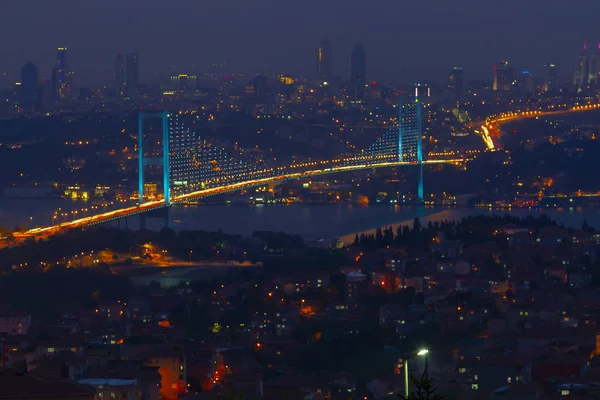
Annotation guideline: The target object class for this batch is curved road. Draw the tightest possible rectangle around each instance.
[476,102,600,150]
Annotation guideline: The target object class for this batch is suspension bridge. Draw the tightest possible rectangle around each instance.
[17,98,464,239]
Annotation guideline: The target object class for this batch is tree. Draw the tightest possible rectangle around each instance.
[413,218,422,233]
[400,364,445,400]
[376,227,384,244]
[354,234,360,246]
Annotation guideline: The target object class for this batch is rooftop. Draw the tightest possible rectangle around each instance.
[0,370,95,398]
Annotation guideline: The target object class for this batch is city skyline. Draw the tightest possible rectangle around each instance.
[1,0,600,85]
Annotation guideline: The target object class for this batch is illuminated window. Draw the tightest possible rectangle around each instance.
[471,384,478,390]
[561,389,570,395]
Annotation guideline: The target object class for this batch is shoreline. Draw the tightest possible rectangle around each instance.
[335,207,600,246]
[336,209,459,246]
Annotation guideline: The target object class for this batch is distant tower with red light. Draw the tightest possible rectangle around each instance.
[574,40,589,91]
[493,61,515,91]
[588,42,600,86]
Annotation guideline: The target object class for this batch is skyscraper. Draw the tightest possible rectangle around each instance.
[20,62,38,114]
[493,61,515,91]
[125,53,139,97]
[544,62,557,92]
[316,40,333,82]
[114,54,125,96]
[52,47,71,101]
[519,70,535,95]
[574,41,589,90]
[448,66,463,98]
[588,43,599,86]
[350,43,366,100]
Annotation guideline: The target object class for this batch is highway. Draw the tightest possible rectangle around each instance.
[14,158,464,240]
[476,102,600,150]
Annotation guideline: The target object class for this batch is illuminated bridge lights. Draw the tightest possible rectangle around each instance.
[18,158,465,238]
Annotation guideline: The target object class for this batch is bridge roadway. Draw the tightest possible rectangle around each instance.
[15,159,464,240]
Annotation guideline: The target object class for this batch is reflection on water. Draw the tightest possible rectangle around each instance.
[0,197,599,242]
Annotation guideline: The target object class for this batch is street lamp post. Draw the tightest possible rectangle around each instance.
[404,348,429,399]
[189,250,193,263]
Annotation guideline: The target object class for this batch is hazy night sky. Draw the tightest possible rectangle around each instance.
[0,0,598,85]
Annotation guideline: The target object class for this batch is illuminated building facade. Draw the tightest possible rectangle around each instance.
[52,47,72,101]
[493,61,515,91]
[544,62,557,92]
[147,353,186,400]
[316,40,333,82]
[169,115,199,196]
[414,83,431,99]
[278,75,294,85]
[350,43,366,100]
[246,75,268,101]
[399,97,424,202]
[170,74,197,91]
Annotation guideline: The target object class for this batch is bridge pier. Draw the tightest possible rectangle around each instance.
[139,206,171,231]
[418,161,424,203]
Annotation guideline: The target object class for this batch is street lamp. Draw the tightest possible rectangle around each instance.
[403,348,430,399]
[189,250,193,263]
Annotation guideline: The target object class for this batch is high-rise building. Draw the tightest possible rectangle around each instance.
[448,66,463,98]
[574,41,589,90]
[350,43,366,100]
[519,70,535,95]
[246,75,268,101]
[544,62,557,92]
[588,43,600,85]
[52,47,71,101]
[414,83,431,99]
[170,74,197,91]
[316,40,333,82]
[125,53,139,97]
[493,61,515,91]
[20,62,38,114]
[114,54,125,96]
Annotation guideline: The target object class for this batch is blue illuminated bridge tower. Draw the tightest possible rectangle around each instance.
[398,97,424,202]
[138,111,170,204]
